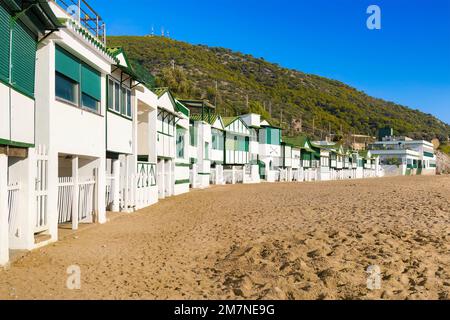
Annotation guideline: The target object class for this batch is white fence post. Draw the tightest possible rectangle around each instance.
[96,159,106,224]
[72,156,79,230]
[112,159,120,212]
[0,154,9,265]
[232,166,236,184]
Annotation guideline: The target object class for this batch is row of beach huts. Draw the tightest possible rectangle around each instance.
[0,0,437,266]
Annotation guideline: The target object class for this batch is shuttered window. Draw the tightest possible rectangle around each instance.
[0,5,37,97]
[0,4,10,82]
[55,45,101,113]
[11,20,37,97]
[81,63,101,101]
[55,46,80,82]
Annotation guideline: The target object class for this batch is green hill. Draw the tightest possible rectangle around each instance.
[108,35,450,141]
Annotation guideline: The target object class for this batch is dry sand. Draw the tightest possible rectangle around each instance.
[0,175,449,300]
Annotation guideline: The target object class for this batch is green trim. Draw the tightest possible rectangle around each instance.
[190,157,197,164]
[157,131,174,137]
[175,163,190,167]
[198,172,210,175]
[423,151,434,158]
[0,138,34,148]
[175,179,190,185]
[107,108,132,121]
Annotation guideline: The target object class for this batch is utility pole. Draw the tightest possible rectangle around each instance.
[246,94,249,111]
[269,102,272,117]
[170,59,175,70]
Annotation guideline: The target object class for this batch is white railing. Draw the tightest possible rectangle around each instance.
[123,173,157,211]
[105,175,114,210]
[7,183,20,233]
[78,178,95,221]
[57,177,74,224]
[35,145,49,233]
[57,176,95,224]
[54,0,107,43]
[223,169,233,184]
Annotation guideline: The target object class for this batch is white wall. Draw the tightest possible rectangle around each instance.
[107,112,133,154]
[0,83,10,141]
[10,90,34,145]
[0,84,34,145]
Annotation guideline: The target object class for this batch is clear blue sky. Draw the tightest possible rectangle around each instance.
[91,0,450,124]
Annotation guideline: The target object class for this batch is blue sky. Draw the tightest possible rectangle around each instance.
[91,0,450,124]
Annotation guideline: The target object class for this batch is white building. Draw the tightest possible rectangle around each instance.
[179,99,217,189]
[151,88,190,198]
[369,136,436,176]
[33,0,119,246]
[0,0,63,266]
[257,120,283,182]
[106,48,160,211]
[221,116,259,184]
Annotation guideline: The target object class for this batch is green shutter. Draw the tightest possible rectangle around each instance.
[266,128,271,145]
[81,63,101,101]
[11,20,36,97]
[55,46,80,82]
[0,4,10,82]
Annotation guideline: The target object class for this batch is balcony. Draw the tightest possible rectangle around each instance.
[53,0,106,43]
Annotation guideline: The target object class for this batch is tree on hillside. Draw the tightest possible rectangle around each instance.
[155,67,193,97]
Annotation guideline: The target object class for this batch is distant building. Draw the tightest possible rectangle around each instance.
[369,134,436,176]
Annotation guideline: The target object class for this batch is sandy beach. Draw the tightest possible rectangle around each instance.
[0,175,449,300]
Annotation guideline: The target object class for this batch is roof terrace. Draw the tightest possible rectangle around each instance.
[52,0,106,43]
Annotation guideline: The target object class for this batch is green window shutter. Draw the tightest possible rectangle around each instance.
[81,63,101,101]
[266,128,271,145]
[55,46,80,82]
[245,136,250,152]
[11,20,36,97]
[0,4,10,82]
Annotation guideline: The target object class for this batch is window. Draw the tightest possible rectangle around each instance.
[190,124,197,146]
[0,5,37,97]
[82,93,99,111]
[244,137,250,152]
[114,82,120,112]
[176,127,185,159]
[212,129,224,150]
[126,89,132,117]
[108,79,114,109]
[55,46,101,113]
[121,87,126,114]
[108,77,132,118]
[55,72,78,104]
[265,128,280,145]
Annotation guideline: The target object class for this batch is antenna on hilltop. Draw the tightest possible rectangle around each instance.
[151,25,154,36]
[167,30,170,38]
[161,26,165,37]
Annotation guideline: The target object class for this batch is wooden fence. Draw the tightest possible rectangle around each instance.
[7,183,20,233]
[57,176,96,225]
